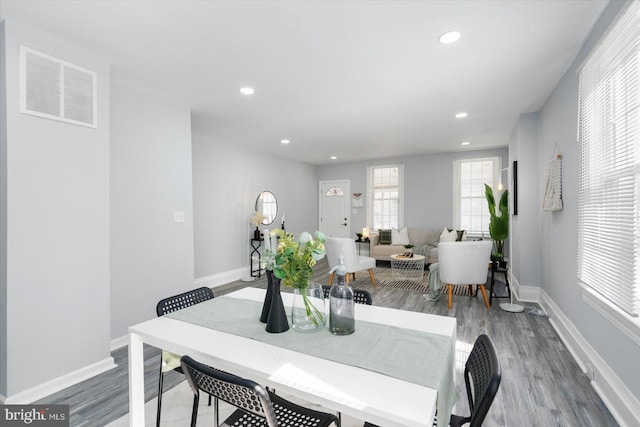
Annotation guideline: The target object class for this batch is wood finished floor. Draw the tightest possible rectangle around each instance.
[36,258,618,426]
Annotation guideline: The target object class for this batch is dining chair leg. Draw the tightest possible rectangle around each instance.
[448,284,453,309]
[478,284,491,308]
[156,365,164,427]
[214,395,219,426]
[189,394,199,427]
[368,269,377,288]
[328,271,335,286]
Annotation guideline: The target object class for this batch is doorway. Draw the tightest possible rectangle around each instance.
[319,180,350,238]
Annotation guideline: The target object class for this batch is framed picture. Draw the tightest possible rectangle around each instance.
[513,161,518,215]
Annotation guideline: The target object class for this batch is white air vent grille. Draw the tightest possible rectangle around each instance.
[20,46,97,128]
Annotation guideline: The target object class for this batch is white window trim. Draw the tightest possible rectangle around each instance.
[366,164,404,230]
[452,156,501,235]
[581,284,640,347]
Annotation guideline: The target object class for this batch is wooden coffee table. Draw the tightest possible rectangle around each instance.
[390,253,426,282]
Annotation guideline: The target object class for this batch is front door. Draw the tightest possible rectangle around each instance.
[319,180,350,238]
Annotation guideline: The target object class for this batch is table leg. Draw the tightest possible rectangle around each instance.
[490,269,496,306]
[503,271,510,300]
[128,332,145,427]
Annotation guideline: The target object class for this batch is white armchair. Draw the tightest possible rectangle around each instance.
[438,241,492,310]
[324,236,377,288]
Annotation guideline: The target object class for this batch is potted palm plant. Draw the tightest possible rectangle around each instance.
[484,184,509,269]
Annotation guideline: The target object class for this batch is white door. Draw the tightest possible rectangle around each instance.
[319,180,350,238]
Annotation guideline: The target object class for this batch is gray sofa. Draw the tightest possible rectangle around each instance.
[368,228,441,263]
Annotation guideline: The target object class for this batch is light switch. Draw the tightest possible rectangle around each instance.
[174,211,185,223]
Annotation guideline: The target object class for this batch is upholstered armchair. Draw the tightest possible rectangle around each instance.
[324,236,377,288]
[438,241,492,309]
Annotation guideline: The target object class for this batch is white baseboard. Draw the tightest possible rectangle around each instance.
[110,335,129,351]
[195,267,246,289]
[508,273,540,303]
[539,290,640,427]
[3,357,117,404]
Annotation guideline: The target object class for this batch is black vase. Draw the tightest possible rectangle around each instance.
[265,272,289,333]
[260,270,275,323]
[253,227,261,240]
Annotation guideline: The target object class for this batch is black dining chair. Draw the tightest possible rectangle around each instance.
[449,334,501,426]
[363,334,501,427]
[322,284,373,305]
[155,286,215,427]
[180,355,340,427]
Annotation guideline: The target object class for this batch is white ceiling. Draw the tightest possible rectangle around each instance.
[1,0,608,165]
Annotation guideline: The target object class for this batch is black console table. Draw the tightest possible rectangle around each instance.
[489,266,510,306]
[355,238,370,255]
[250,238,264,278]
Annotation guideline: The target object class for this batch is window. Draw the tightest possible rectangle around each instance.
[326,187,344,196]
[577,1,640,320]
[453,157,501,234]
[367,165,404,230]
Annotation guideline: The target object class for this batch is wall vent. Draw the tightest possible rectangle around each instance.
[19,45,97,128]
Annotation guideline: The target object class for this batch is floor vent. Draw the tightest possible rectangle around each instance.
[19,45,97,128]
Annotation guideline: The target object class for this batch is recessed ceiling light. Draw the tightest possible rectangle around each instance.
[330,156,337,160]
[455,112,468,119]
[281,139,290,144]
[438,31,462,44]
[461,141,471,146]
[239,87,255,95]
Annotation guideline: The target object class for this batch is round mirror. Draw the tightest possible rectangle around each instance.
[256,191,277,225]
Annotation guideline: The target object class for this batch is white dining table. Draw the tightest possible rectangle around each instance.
[128,287,457,427]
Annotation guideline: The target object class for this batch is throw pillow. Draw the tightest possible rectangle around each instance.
[391,227,410,245]
[440,227,457,242]
[444,227,468,241]
[379,229,392,245]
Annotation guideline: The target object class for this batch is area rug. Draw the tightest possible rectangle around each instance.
[348,267,472,296]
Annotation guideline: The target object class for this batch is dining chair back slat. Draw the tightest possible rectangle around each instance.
[322,285,373,305]
[181,355,339,427]
[155,286,215,427]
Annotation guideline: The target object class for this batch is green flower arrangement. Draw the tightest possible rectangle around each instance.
[273,229,326,326]
[273,230,326,288]
[484,184,509,261]
[261,229,278,271]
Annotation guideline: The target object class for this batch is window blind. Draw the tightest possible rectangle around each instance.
[577,1,640,317]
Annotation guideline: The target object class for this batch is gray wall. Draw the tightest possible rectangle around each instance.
[509,113,542,288]
[109,78,195,340]
[316,148,509,236]
[536,0,640,405]
[1,20,111,397]
[0,21,8,397]
[192,134,318,280]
